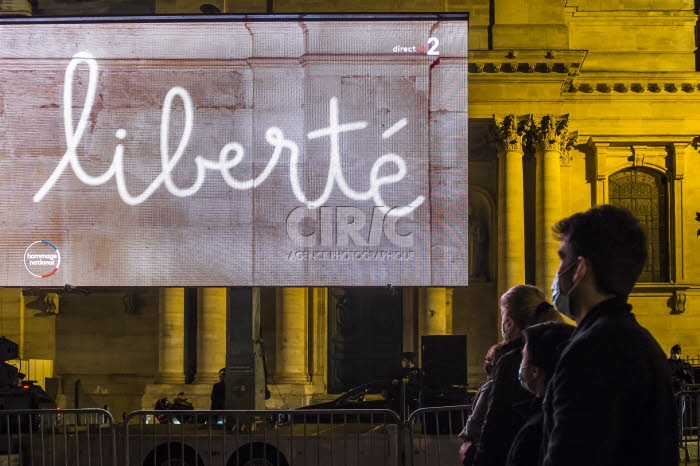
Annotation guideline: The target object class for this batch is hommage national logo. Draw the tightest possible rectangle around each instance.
[24,240,61,278]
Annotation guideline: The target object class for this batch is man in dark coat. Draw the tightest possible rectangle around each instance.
[210,367,226,410]
[668,344,694,395]
[542,205,678,466]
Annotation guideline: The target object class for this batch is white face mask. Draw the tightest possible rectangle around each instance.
[552,261,577,319]
[551,274,571,319]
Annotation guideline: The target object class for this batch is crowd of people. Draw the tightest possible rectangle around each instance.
[458,204,681,466]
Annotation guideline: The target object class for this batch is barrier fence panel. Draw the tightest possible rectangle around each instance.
[679,385,700,465]
[0,408,116,466]
[123,409,401,466]
[406,405,470,466]
[0,406,479,466]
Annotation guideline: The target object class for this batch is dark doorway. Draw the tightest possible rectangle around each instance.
[327,287,403,393]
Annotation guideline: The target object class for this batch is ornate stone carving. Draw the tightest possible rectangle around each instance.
[503,62,517,73]
[468,50,585,75]
[692,136,700,152]
[534,115,571,153]
[664,83,679,93]
[491,114,532,152]
[562,81,699,95]
[562,79,577,93]
[560,132,579,167]
[631,148,645,167]
[669,290,687,315]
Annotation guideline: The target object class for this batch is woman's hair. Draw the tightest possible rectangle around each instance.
[500,284,564,331]
[484,341,508,377]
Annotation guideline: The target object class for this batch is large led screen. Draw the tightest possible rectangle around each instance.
[0,14,469,287]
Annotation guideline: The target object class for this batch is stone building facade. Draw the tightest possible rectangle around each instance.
[0,0,698,416]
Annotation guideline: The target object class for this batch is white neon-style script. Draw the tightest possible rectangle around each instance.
[33,52,425,217]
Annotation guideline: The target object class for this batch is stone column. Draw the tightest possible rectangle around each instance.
[274,288,310,383]
[157,288,185,383]
[493,115,529,297]
[418,288,453,336]
[196,288,227,384]
[534,115,575,296]
[671,143,688,282]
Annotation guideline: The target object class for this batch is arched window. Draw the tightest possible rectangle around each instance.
[608,168,669,283]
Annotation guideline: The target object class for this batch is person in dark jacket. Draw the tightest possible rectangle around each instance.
[471,285,565,466]
[505,322,574,466]
[541,204,678,466]
[210,367,226,410]
[458,342,506,465]
[668,344,694,395]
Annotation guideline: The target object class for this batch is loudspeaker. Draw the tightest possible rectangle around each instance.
[421,335,467,387]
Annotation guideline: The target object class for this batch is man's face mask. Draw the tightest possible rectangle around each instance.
[552,260,578,319]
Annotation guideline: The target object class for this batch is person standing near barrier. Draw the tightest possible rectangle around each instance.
[668,344,694,395]
[471,285,564,466]
[541,205,678,466]
[505,322,574,466]
[391,351,422,413]
[211,367,226,410]
[668,344,694,430]
[458,342,506,465]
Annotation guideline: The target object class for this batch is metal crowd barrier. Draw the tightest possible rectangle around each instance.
[679,385,700,465]
[123,408,401,466]
[0,408,116,466]
[407,405,470,466]
[0,406,475,466]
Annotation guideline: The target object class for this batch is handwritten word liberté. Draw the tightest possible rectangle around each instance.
[32,52,425,218]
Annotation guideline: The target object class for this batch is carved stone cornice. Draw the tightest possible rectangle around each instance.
[563,78,700,95]
[469,50,587,76]
[491,114,533,152]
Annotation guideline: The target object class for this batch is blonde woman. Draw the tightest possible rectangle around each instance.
[471,285,564,466]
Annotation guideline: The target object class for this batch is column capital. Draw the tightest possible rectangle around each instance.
[491,114,532,152]
[533,115,574,151]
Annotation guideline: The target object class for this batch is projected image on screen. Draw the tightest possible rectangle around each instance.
[0,15,469,287]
